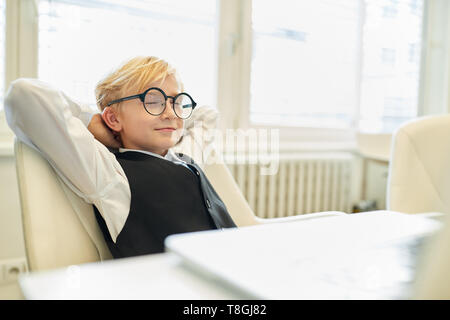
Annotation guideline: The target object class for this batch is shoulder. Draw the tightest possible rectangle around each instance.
[175,152,196,165]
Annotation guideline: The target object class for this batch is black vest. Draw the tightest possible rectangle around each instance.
[94,151,236,259]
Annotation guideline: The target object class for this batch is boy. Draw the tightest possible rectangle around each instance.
[5,56,236,259]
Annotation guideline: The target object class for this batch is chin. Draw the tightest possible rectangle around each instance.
[158,139,177,150]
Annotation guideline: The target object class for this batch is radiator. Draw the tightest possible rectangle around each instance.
[226,153,354,218]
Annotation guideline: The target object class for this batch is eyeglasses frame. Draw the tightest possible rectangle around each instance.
[106,87,197,119]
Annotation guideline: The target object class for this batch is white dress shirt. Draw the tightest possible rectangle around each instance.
[4,78,219,242]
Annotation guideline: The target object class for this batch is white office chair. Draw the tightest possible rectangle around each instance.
[413,213,450,299]
[15,139,344,272]
[14,140,113,272]
[386,114,450,216]
[385,114,450,299]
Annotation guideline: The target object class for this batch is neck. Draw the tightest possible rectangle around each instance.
[121,143,168,157]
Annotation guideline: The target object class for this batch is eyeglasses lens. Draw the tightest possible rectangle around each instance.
[174,94,194,119]
[144,90,166,115]
[144,89,194,119]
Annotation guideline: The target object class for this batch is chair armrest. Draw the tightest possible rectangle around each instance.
[253,211,347,225]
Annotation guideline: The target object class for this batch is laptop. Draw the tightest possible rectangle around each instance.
[164,211,443,299]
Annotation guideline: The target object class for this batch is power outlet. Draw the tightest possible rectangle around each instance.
[0,258,28,284]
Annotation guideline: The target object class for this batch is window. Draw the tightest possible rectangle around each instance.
[381,48,396,65]
[250,0,360,129]
[382,0,399,18]
[359,0,424,132]
[38,0,217,109]
[0,0,5,108]
[408,43,419,63]
[0,0,435,139]
[409,0,420,14]
[250,0,424,133]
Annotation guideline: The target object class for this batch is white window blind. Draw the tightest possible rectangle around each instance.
[0,0,5,108]
[250,0,424,133]
[38,0,217,109]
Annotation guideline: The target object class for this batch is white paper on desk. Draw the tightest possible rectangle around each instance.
[165,211,442,299]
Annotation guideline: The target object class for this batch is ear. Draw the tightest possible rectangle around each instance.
[101,107,122,132]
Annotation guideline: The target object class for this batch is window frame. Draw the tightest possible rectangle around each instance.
[0,0,38,147]
[4,0,38,90]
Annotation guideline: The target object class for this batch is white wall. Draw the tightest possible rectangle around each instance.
[0,151,25,261]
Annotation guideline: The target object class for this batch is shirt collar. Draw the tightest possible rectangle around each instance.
[118,148,183,163]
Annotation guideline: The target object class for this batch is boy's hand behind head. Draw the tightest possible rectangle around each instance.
[88,113,122,149]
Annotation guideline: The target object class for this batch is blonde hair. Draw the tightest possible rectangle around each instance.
[95,56,183,111]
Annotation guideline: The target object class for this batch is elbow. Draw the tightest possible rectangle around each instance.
[4,78,37,129]
[5,78,34,102]
[4,78,43,110]
[5,78,31,107]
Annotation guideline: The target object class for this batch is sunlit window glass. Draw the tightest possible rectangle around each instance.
[359,0,424,133]
[38,0,217,110]
[251,0,424,133]
[251,0,360,129]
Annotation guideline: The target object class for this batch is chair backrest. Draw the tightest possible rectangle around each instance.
[387,114,450,214]
[14,140,112,272]
[202,160,259,227]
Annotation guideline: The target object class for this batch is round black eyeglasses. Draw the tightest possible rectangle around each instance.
[107,87,197,119]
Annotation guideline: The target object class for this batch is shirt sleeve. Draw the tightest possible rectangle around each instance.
[4,78,130,242]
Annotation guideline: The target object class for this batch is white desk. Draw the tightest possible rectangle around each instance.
[19,252,246,299]
[18,211,444,300]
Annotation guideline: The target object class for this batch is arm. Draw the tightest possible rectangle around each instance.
[87,113,122,149]
[4,78,129,242]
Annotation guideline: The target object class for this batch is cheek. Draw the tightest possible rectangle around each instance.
[178,119,184,131]
[176,120,184,137]
[123,114,154,137]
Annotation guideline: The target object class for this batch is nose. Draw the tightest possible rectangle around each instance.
[160,99,177,120]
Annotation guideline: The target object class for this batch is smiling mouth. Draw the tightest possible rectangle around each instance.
[155,127,176,132]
